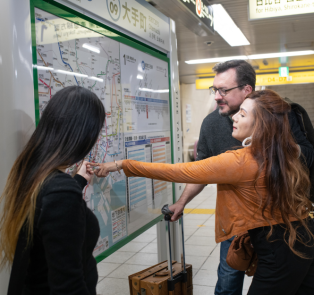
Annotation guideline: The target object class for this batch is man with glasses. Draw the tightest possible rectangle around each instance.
[170,60,314,294]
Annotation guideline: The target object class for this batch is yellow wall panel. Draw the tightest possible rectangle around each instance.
[195,71,314,89]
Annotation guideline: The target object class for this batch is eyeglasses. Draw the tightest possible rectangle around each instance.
[209,84,246,97]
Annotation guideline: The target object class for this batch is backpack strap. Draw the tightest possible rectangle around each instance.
[7,225,31,295]
[284,97,314,147]
[284,97,314,204]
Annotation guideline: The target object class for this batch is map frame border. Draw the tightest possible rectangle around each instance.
[29,0,175,263]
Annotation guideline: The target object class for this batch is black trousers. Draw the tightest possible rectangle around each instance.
[247,219,314,295]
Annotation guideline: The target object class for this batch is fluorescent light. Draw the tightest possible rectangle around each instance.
[137,74,143,80]
[213,4,250,47]
[249,51,314,59]
[82,43,100,53]
[186,55,248,64]
[89,76,104,82]
[56,69,88,78]
[139,87,169,93]
[185,50,314,64]
[36,65,54,71]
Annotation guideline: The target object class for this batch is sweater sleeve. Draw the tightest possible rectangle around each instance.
[196,116,213,160]
[38,175,90,295]
[122,150,245,185]
[74,174,88,190]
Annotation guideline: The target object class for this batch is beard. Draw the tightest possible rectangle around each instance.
[217,100,239,117]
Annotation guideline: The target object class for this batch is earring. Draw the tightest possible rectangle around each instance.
[242,137,252,147]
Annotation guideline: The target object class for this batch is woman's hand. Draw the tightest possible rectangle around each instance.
[77,161,94,182]
[90,160,123,177]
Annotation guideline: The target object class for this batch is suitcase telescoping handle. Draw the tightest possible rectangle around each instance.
[161,204,186,282]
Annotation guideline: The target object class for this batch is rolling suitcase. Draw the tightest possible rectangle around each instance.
[128,205,193,295]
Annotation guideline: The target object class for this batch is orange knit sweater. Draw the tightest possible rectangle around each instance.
[122,147,303,243]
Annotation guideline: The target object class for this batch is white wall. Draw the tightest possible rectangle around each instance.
[180,83,216,162]
[0,0,35,292]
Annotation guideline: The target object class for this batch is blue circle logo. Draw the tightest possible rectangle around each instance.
[106,0,121,22]
[141,61,145,71]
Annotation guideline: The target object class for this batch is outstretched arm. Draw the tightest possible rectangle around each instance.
[91,150,245,186]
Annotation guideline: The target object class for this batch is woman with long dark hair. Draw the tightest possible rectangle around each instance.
[0,86,106,294]
[93,90,314,294]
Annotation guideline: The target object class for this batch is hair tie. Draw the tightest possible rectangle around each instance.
[242,137,252,147]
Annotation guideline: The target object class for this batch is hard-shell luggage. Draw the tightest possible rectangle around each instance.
[128,205,193,295]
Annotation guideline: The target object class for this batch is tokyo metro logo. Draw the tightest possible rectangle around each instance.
[141,61,145,71]
[195,0,202,17]
[106,0,121,22]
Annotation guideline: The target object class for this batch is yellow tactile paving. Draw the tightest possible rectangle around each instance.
[184,208,216,215]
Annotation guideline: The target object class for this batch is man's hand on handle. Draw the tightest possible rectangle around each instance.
[168,202,185,221]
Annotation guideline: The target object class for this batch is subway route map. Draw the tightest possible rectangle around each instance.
[34,8,172,257]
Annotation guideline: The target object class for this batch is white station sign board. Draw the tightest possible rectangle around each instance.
[65,0,170,51]
[249,0,314,20]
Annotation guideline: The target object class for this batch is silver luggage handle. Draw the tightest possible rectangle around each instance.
[161,204,186,282]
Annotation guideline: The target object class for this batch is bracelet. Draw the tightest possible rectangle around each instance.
[114,160,121,174]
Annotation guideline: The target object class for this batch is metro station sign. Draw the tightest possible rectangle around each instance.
[179,0,214,33]
[249,0,314,20]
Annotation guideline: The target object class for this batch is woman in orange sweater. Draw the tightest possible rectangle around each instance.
[92,90,314,294]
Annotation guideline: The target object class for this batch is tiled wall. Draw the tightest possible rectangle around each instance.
[266,84,314,126]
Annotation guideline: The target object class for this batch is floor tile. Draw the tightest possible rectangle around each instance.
[184,234,192,242]
[193,268,199,277]
[243,275,253,290]
[184,219,208,227]
[196,203,217,209]
[185,236,217,246]
[201,256,220,271]
[117,241,148,253]
[185,244,216,257]
[210,245,220,257]
[107,264,148,279]
[100,251,135,264]
[184,227,198,237]
[185,255,208,269]
[139,242,157,253]
[132,234,156,243]
[184,214,211,221]
[193,284,216,295]
[186,202,203,208]
[203,218,216,227]
[192,227,216,237]
[193,269,218,287]
[125,252,158,266]
[143,225,157,235]
[96,278,129,295]
[97,262,121,277]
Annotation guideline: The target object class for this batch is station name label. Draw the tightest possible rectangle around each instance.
[249,0,314,20]
[64,0,170,51]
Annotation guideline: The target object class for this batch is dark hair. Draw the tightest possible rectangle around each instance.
[213,60,256,91]
[0,86,105,267]
[35,86,106,167]
[247,90,313,258]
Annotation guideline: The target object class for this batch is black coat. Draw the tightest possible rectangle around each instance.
[21,172,100,295]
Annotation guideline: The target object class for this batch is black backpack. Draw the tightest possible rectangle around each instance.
[285,97,314,203]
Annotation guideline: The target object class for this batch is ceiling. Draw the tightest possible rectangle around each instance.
[147,0,314,83]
